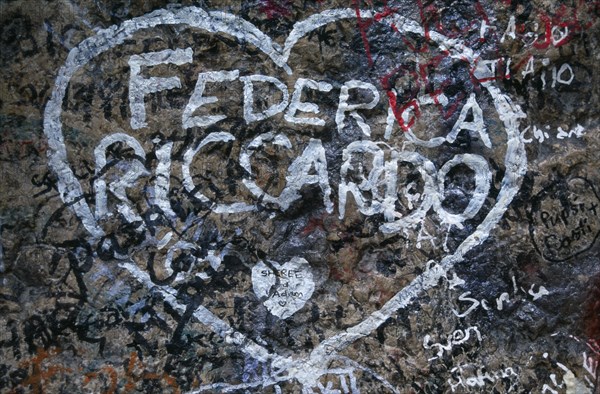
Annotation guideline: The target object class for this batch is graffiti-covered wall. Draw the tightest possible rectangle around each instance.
[1,0,599,392]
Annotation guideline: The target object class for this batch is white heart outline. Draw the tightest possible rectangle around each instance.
[43,6,528,390]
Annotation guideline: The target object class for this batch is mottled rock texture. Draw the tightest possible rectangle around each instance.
[1,0,599,393]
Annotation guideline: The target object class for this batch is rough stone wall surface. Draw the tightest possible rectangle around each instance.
[1,0,599,393]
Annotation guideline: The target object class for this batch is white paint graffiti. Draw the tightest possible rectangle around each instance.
[181,131,255,214]
[445,93,491,149]
[252,257,315,320]
[93,133,149,225]
[423,326,483,359]
[522,124,585,144]
[93,130,493,232]
[452,277,550,318]
[448,364,519,392]
[240,74,290,123]
[183,69,240,129]
[336,80,380,137]
[44,6,528,392]
[128,48,193,130]
[285,78,333,126]
[240,132,334,213]
[338,145,491,231]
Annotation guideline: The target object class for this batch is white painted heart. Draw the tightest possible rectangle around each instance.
[251,257,315,319]
[44,6,527,390]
